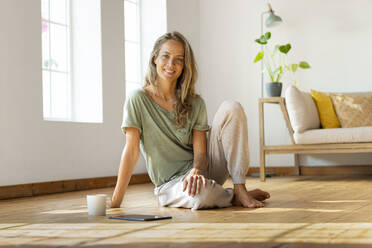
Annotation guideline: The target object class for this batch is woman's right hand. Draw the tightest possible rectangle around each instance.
[110,200,121,208]
[110,190,125,208]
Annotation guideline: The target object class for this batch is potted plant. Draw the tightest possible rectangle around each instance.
[254,32,310,97]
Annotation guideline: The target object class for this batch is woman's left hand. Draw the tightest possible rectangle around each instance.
[182,168,207,197]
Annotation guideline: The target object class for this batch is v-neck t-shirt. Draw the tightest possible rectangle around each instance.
[121,88,209,187]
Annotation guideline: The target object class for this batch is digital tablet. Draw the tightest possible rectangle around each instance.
[109,214,172,221]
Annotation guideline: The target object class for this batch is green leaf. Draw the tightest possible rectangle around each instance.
[264,32,271,40]
[291,64,298,73]
[279,44,291,54]
[44,60,49,68]
[255,32,271,45]
[254,51,264,63]
[255,38,267,45]
[299,61,310,69]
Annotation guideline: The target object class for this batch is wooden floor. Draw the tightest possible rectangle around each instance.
[1,175,372,248]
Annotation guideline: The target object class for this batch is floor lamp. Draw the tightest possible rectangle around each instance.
[260,3,283,98]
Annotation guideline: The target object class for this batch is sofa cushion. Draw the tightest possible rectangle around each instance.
[330,94,372,128]
[294,126,372,144]
[285,86,320,133]
[310,89,341,128]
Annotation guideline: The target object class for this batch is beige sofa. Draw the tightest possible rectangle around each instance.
[259,86,372,181]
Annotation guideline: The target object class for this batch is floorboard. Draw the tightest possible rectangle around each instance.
[1,175,372,247]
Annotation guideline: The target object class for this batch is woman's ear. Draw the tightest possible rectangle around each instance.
[153,56,157,65]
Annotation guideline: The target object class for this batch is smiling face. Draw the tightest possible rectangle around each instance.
[153,40,185,85]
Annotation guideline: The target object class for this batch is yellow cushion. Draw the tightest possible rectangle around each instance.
[330,94,372,128]
[310,89,341,128]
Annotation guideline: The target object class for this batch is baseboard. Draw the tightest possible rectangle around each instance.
[0,174,150,200]
[2,165,372,200]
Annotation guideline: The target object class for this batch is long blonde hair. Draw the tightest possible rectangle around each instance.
[143,31,198,128]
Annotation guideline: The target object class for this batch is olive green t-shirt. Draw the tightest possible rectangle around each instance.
[121,88,209,187]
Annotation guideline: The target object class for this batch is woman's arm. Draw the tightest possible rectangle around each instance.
[183,129,208,197]
[111,127,140,208]
[192,129,208,172]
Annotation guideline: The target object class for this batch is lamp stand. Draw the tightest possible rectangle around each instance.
[260,11,269,98]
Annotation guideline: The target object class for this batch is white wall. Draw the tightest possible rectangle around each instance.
[0,0,126,186]
[198,0,372,167]
[166,0,200,80]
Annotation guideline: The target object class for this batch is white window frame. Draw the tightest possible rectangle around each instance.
[124,0,143,97]
[41,0,73,121]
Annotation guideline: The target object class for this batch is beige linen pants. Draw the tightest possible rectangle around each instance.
[154,101,250,210]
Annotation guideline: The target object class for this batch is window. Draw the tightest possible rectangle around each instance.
[124,0,142,97]
[41,0,71,120]
[41,0,103,123]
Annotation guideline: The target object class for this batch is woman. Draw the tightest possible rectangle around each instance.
[111,31,270,210]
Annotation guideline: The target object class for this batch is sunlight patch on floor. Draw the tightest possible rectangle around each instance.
[41,209,87,214]
[313,200,369,203]
[252,207,344,213]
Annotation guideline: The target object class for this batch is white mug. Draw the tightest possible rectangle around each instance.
[86,194,107,216]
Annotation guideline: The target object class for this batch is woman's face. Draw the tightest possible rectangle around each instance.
[154,40,185,84]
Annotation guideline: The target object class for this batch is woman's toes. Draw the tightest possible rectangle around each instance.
[254,200,264,208]
[250,201,263,208]
[251,189,270,201]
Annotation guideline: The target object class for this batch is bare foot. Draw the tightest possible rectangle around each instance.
[232,186,265,208]
[247,189,270,202]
